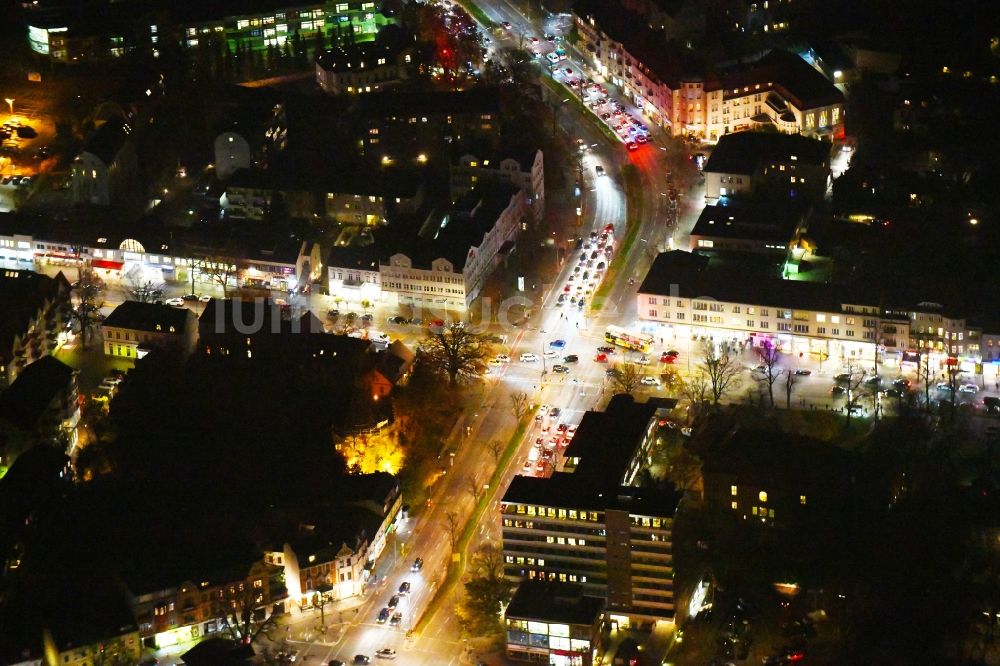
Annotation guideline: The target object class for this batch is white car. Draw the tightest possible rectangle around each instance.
[959,383,979,394]
[164,297,185,307]
[520,353,539,362]
[488,359,503,367]
[375,648,397,659]
[199,294,212,303]
[544,350,559,359]
[538,404,551,416]
[495,354,511,363]
[635,356,651,365]
[640,376,661,386]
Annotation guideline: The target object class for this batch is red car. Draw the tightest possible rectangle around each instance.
[594,353,608,362]
[626,141,637,151]
[659,353,675,363]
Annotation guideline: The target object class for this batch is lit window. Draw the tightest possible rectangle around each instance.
[799,495,807,505]
[730,485,737,496]
[731,501,737,510]
[758,491,767,503]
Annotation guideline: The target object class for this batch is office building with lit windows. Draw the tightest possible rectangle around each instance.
[500,395,683,624]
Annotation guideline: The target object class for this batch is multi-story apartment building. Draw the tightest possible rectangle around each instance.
[703,131,831,204]
[329,182,529,311]
[449,149,545,223]
[220,167,424,225]
[0,269,71,389]
[70,116,137,206]
[130,556,287,649]
[637,251,990,374]
[574,2,844,141]
[702,427,865,528]
[25,0,392,64]
[315,35,416,95]
[501,395,683,624]
[101,301,198,360]
[0,355,80,465]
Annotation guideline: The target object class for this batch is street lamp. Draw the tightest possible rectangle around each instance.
[3,98,12,115]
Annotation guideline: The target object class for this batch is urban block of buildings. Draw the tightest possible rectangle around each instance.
[574,1,844,141]
[0,355,80,467]
[501,394,683,664]
[314,26,417,95]
[636,251,998,379]
[504,581,606,666]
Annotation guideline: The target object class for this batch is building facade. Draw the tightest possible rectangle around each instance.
[315,40,415,95]
[501,396,683,624]
[70,117,136,206]
[449,150,545,224]
[574,5,844,141]
[101,301,198,359]
[0,270,71,389]
[504,582,604,666]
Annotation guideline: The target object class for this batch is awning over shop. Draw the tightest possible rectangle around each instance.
[92,259,124,270]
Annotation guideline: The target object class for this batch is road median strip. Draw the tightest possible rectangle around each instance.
[591,163,644,310]
[414,415,530,633]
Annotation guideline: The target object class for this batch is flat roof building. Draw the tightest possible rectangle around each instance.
[500,395,683,624]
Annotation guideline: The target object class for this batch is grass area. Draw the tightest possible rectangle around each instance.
[414,415,530,633]
[458,0,497,29]
[540,75,619,144]
[591,163,644,310]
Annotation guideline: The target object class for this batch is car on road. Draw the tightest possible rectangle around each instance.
[520,353,539,362]
[936,382,952,392]
[544,349,559,359]
[390,612,402,626]
[330,661,345,666]
[641,376,661,386]
[164,297,185,307]
[545,33,556,41]
[553,365,570,374]
[521,459,532,472]
[636,134,648,144]
[563,354,578,363]
[595,165,605,176]
[549,407,561,418]
[535,459,547,472]
[387,315,408,324]
[502,21,512,29]
[353,657,371,665]
[398,581,410,594]
[199,294,212,303]
[831,386,846,395]
[834,373,853,383]
[892,378,911,389]
[864,375,882,386]
[489,359,503,367]
[182,293,200,301]
[531,36,539,44]
[388,595,400,609]
[495,354,510,363]
[626,141,637,151]
[959,383,979,394]
[594,353,608,362]
[794,369,812,376]
[659,352,676,364]
[564,67,573,76]
[411,558,423,571]
[636,356,650,365]
[549,339,566,348]
[376,607,390,623]
[597,346,615,354]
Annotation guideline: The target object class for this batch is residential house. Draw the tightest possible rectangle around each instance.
[101,301,197,360]
[0,269,71,389]
[315,28,416,95]
[340,471,403,561]
[70,116,137,205]
[449,149,545,223]
[0,356,80,464]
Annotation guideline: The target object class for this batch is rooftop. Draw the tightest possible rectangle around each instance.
[505,581,605,626]
[102,300,192,334]
[716,49,845,110]
[503,396,683,517]
[690,202,804,244]
[0,269,69,364]
[0,356,75,431]
[704,131,831,175]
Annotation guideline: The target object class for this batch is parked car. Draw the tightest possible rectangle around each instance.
[553,365,570,374]
[389,612,402,626]
[563,354,579,363]
[164,297,185,307]
[388,595,400,609]
[388,315,408,324]
[353,657,371,665]
[376,607,390,623]
[794,369,812,376]
[641,376,661,386]
[594,353,608,362]
[959,383,979,394]
[549,339,566,348]
[520,353,539,362]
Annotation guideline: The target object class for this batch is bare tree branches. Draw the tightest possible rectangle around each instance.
[784,368,799,409]
[420,323,492,386]
[756,343,782,408]
[445,510,462,551]
[214,578,280,646]
[509,391,531,421]
[72,269,105,348]
[121,266,163,303]
[608,361,642,395]
[487,439,504,462]
[698,340,743,406]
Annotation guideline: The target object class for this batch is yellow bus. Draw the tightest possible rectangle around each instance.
[605,325,653,353]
